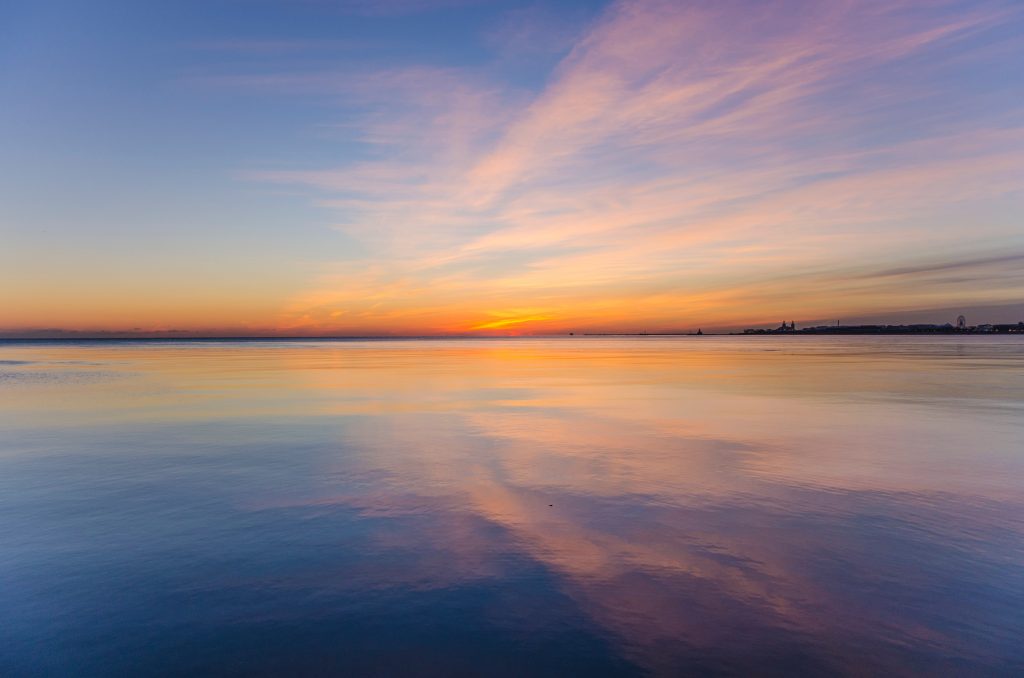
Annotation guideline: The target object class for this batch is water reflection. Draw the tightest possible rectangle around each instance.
[1,337,1022,675]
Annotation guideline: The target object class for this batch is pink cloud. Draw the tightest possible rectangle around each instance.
[239,0,1024,333]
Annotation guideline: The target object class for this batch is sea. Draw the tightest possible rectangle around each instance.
[1,336,1022,676]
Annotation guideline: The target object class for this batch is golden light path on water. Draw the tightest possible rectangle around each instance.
[1,336,1022,674]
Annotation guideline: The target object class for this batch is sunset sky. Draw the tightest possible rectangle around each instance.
[3,0,1023,335]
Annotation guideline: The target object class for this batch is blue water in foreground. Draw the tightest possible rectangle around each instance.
[1,336,1022,676]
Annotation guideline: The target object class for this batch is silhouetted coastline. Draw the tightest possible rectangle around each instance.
[738,320,1024,334]
[583,319,1024,336]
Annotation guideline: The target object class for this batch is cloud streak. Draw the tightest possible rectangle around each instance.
[244,0,1024,333]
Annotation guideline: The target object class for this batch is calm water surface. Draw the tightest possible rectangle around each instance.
[1,337,1022,676]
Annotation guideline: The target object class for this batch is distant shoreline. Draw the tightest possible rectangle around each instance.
[2,331,1023,342]
[734,325,1024,335]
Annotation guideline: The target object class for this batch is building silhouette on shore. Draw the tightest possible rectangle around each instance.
[743,317,1024,335]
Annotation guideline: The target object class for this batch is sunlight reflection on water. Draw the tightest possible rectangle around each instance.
[1,337,1022,675]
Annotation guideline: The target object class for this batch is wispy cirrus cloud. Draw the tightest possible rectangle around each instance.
[239,0,1024,333]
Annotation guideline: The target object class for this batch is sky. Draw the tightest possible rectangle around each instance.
[2,0,1023,336]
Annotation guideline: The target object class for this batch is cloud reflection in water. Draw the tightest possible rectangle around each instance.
[0,337,1022,675]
